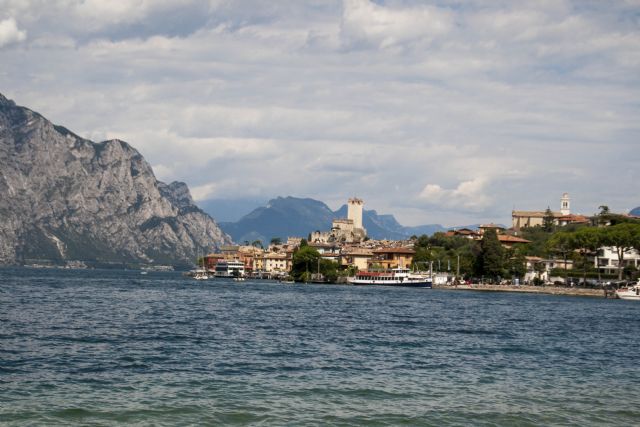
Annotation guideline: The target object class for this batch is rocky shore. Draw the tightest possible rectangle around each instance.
[433,283,607,298]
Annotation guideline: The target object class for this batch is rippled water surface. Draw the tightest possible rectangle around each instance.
[1,267,639,426]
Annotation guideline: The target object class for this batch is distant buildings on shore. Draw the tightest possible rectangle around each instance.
[199,194,639,282]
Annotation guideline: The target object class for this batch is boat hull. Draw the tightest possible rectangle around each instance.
[616,291,640,300]
[348,279,432,288]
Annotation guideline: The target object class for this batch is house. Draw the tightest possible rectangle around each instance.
[595,247,640,275]
[524,256,574,283]
[444,228,480,239]
[497,234,531,249]
[479,223,505,235]
[262,252,291,274]
[340,248,374,270]
[368,247,415,270]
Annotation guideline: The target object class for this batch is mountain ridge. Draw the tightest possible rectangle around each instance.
[217,197,459,244]
[0,93,231,267]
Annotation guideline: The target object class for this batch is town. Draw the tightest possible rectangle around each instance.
[196,194,640,291]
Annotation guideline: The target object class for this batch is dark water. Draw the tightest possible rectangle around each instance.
[1,268,639,426]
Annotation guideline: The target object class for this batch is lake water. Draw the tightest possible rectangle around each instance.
[1,267,639,426]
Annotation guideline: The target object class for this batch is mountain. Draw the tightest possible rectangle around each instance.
[0,93,231,268]
[630,207,640,217]
[220,197,335,244]
[199,198,267,222]
[220,196,451,243]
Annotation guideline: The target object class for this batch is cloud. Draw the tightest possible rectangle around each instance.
[419,178,491,211]
[0,18,26,47]
[341,0,453,49]
[1,0,639,226]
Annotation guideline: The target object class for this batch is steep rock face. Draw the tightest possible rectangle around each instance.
[0,93,232,267]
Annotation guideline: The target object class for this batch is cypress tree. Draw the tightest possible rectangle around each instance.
[479,229,504,282]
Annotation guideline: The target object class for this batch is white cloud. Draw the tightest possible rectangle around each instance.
[0,18,26,47]
[1,0,639,226]
[419,178,491,211]
[341,0,453,49]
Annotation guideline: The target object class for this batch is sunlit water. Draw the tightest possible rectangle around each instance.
[1,267,639,426]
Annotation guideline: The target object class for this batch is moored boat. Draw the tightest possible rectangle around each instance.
[616,281,640,300]
[192,269,209,280]
[214,260,245,278]
[348,267,432,288]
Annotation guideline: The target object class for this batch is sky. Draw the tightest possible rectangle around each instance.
[1,0,639,227]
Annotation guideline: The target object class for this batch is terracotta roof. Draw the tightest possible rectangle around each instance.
[512,210,562,218]
[373,247,416,254]
[557,214,589,222]
[480,223,504,229]
[498,235,531,243]
[341,250,374,256]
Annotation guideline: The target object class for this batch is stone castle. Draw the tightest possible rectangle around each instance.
[310,198,367,244]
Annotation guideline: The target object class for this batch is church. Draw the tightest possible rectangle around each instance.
[511,193,588,230]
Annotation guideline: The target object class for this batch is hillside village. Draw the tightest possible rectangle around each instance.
[201,194,640,285]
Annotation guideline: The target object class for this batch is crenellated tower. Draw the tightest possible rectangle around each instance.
[347,197,364,230]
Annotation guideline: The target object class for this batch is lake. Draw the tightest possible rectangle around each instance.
[1,267,638,425]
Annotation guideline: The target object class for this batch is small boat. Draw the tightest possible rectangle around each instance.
[192,269,209,280]
[348,267,432,288]
[616,281,640,300]
[233,277,245,282]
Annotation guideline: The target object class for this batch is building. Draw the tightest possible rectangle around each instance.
[512,193,585,229]
[524,256,574,283]
[595,247,640,275]
[368,247,415,270]
[340,248,374,270]
[497,234,531,249]
[310,197,367,244]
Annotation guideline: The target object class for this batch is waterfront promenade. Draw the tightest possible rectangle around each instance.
[434,283,605,297]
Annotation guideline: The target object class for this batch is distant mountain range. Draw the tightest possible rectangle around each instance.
[631,207,640,216]
[216,196,476,244]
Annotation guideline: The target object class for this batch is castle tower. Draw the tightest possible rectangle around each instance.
[560,193,570,216]
[347,197,364,230]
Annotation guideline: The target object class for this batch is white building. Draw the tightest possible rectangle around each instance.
[595,247,640,275]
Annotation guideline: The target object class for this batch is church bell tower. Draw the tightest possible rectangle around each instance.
[560,193,570,216]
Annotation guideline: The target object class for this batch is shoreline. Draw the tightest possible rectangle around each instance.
[433,283,607,298]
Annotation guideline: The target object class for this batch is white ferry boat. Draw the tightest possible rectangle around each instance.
[214,260,245,278]
[348,267,432,288]
[616,280,640,300]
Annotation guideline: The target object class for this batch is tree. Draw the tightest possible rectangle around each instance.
[290,245,320,282]
[270,237,282,246]
[571,227,602,285]
[600,223,640,280]
[543,207,555,232]
[598,205,610,226]
[505,248,526,281]
[477,229,504,281]
[251,240,264,249]
[546,231,574,281]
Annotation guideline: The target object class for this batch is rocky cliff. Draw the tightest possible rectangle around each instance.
[0,93,232,268]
